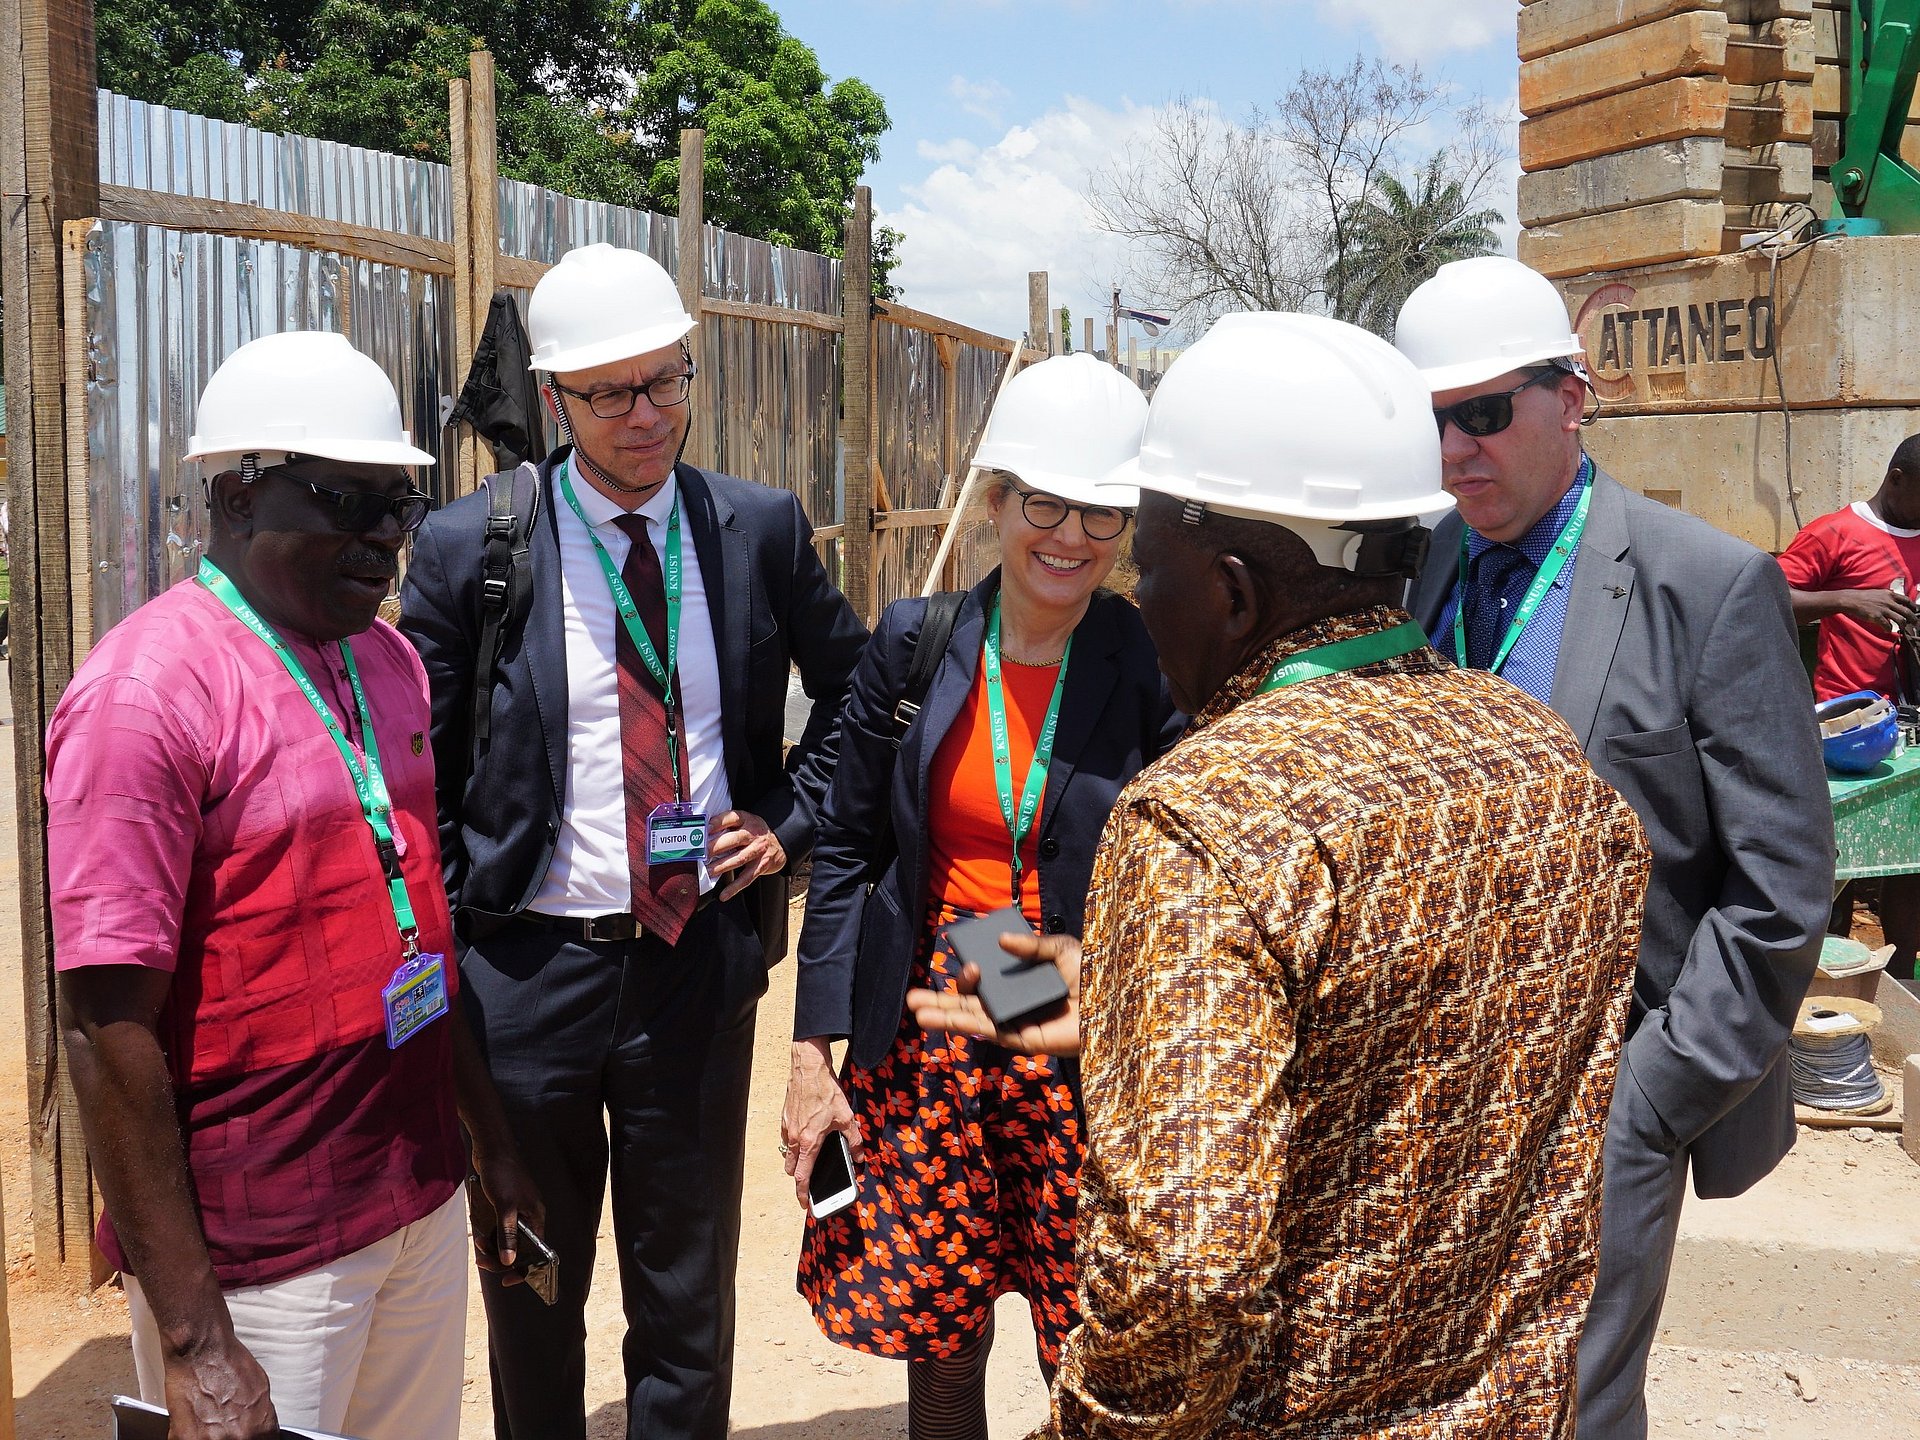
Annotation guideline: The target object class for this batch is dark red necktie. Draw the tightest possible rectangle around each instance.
[612,513,697,943]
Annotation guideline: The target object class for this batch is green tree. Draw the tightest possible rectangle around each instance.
[93,0,894,279]
[1326,154,1502,339]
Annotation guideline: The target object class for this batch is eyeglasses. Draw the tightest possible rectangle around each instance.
[272,467,432,533]
[552,368,696,419]
[1010,484,1131,542]
[1432,367,1565,439]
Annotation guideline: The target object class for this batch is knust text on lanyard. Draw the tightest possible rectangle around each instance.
[983,593,1072,909]
[198,557,447,1048]
[556,457,687,799]
[1258,620,1431,694]
[1452,453,1593,675]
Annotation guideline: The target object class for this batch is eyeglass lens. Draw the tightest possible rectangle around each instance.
[1020,491,1129,541]
[284,472,431,533]
[584,373,694,419]
[1434,393,1516,439]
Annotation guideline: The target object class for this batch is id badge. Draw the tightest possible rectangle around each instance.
[383,951,450,1049]
[646,802,708,866]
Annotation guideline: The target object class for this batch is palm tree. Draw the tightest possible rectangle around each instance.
[1326,155,1503,338]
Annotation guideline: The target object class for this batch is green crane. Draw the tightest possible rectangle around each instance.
[1832,0,1920,232]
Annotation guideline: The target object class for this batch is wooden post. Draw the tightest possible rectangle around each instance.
[676,128,708,469]
[1127,334,1137,385]
[841,185,875,622]
[934,334,961,590]
[466,50,497,495]
[1027,271,1050,356]
[1055,305,1069,354]
[0,0,101,1287]
[448,73,474,494]
[1083,316,1095,356]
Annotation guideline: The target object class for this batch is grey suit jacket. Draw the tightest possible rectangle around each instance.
[1411,467,1833,1198]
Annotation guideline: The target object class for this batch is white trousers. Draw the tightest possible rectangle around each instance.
[126,1187,469,1440]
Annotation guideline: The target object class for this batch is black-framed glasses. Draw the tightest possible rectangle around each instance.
[1010,483,1131,542]
[1433,367,1565,439]
[552,367,696,419]
[272,467,432,533]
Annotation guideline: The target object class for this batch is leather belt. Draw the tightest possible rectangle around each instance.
[521,892,716,944]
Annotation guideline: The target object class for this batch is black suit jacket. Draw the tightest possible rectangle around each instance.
[399,450,868,970]
[793,574,1183,1070]
[1411,467,1832,1197]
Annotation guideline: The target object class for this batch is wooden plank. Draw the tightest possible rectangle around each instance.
[874,299,1016,356]
[1814,59,1844,117]
[0,0,97,1287]
[1519,138,1726,226]
[677,128,708,470]
[1726,0,1814,19]
[101,184,455,275]
[1518,0,1700,65]
[449,75,473,492]
[1518,197,1727,276]
[873,506,955,530]
[62,220,91,665]
[1814,115,1842,166]
[466,52,498,497]
[496,254,549,290]
[1027,271,1051,354]
[700,295,844,333]
[1520,12,1729,118]
[1728,83,1814,146]
[937,333,960,588]
[1729,18,1815,82]
[842,186,874,623]
[1519,77,1730,172]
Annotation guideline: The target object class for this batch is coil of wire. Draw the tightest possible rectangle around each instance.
[1789,1029,1887,1112]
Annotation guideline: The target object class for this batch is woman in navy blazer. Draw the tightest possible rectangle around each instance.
[781,356,1181,1440]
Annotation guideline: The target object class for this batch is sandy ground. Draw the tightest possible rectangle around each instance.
[1,661,1916,1436]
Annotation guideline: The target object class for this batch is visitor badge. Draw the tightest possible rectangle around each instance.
[382,951,449,1049]
[646,802,708,866]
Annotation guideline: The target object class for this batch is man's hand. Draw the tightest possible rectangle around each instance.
[907,931,1084,1057]
[708,810,787,901]
[465,1149,547,1283]
[782,1039,861,1208]
[161,1330,278,1439]
[1837,586,1920,633]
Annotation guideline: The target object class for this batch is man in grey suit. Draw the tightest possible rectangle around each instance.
[1398,258,1833,1440]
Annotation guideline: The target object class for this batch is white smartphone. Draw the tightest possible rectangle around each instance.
[808,1131,859,1219]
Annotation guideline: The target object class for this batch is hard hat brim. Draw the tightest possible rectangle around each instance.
[185,435,436,467]
[1105,453,1453,525]
[531,315,697,375]
[972,456,1140,510]
[1416,343,1583,396]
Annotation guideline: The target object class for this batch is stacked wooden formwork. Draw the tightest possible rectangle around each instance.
[1518,0,1818,277]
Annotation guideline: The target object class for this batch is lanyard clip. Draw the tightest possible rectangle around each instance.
[376,836,402,880]
[399,927,421,961]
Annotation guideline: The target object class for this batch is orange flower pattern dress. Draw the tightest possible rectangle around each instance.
[1042,606,1651,1439]
[799,657,1086,1366]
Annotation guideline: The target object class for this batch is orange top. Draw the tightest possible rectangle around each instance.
[925,655,1062,920]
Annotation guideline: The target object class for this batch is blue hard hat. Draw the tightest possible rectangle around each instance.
[1817,690,1898,774]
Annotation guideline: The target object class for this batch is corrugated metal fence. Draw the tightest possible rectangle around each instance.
[76,91,1016,638]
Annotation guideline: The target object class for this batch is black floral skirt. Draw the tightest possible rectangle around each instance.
[797,904,1086,1365]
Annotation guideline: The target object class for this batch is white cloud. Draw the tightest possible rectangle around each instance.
[1313,0,1513,59]
[948,75,1013,126]
[884,97,1171,342]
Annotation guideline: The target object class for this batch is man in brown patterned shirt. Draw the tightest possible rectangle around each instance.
[913,313,1649,1438]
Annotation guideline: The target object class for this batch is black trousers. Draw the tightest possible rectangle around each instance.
[460,902,763,1440]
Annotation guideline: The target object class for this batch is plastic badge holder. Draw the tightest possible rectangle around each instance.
[944,906,1070,1031]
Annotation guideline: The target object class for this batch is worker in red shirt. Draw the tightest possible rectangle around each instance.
[1778,432,1920,979]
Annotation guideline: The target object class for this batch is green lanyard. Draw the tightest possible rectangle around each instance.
[1452,454,1592,676]
[197,558,420,952]
[1258,620,1432,693]
[983,594,1073,908]
[557,458,686,798]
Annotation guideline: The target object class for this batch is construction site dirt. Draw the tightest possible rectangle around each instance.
[2,668,1915,1436]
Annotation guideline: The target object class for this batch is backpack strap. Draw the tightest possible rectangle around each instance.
[868,590,966,879]
[471,462,541,753]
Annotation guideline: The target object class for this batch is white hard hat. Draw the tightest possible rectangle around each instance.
[970,353,1148,507]
[528,243,696,374]
[183,331,435,470]
[1395,256,1583,393]
[1104,312,1449,563]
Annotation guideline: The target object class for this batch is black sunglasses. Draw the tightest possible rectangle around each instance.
[1009,483,1131,542]
[1433,367,1566,439]
[271,467,432,533]
[552,366,697,419]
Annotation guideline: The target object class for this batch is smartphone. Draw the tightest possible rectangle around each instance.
[945,906,1069,1031]
[808,1131,859,1219]
[506,1218,559,1307]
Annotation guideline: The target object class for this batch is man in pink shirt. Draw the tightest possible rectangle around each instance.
[50,333,538,1439]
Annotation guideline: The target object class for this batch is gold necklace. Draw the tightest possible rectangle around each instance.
[1001,651,1065,667]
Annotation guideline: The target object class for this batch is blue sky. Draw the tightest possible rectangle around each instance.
[776,0,1521,336]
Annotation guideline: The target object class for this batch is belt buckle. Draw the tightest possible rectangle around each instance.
[584,914,633,943]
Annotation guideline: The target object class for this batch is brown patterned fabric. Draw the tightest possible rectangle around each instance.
[1043,604,1649,1439]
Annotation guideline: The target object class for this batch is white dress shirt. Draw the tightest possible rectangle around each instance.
[532,460,732,913]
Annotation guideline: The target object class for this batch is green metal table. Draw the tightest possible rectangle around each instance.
[1829,748,1920,880]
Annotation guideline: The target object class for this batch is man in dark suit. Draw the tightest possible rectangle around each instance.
[400,243,867,1440]
[1399,257,1833,1440]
